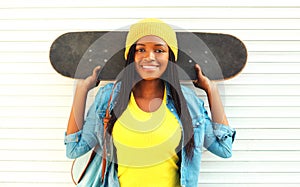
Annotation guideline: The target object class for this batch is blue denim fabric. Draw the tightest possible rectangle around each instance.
[65,82,236,187]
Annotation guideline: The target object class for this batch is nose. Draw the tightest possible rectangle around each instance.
[144,51,155,61]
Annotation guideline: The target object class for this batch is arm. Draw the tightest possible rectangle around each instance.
[193,64,235,158]
[66,66,101,135]
[193,64,228,125]
[65,66,101,158]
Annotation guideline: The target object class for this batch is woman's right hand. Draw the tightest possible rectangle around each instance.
[77,66,101,91]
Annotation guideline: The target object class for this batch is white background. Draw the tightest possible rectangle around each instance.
[0,0,300,186]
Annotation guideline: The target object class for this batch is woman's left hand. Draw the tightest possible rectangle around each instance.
[193,64,212,92]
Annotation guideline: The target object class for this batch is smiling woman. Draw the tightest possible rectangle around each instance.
[134,36,170,80]
[64,18,235,187]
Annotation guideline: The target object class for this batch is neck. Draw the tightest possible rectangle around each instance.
[133,79,164,99]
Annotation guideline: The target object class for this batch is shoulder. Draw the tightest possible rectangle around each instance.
[180,84,205,107]
[180,84,201,99]
[180,84,196,96]
[93,82,117,110]
[98,82,115,92]
[95,82,115,98]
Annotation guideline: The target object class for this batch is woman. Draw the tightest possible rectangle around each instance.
[65,18,235,187]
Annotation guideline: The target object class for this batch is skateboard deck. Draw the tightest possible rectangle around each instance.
[49,31,247,81]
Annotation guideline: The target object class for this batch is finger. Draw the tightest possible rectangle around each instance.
[92,66,101,77]
[93,66,101,86]
[194,64,202,73]
[94,65,101,73]
[194,64,204,78]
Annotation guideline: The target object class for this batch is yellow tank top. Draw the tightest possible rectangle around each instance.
[112,88,181,187]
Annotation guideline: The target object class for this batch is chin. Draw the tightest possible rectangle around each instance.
[141,76,158,81]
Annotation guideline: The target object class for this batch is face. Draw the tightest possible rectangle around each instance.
[134,35,169,80]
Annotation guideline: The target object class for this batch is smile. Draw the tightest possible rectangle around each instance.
[141,65,159,70]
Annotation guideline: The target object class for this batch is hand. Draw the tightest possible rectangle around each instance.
[193,64,212,92]
[77,66,101,91]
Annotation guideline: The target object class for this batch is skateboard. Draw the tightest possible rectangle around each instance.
[49,31,247,81]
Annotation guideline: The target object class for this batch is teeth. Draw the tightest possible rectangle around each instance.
[142,65,157,69]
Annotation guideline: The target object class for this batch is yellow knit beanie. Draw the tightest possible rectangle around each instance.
[124,18,178,61]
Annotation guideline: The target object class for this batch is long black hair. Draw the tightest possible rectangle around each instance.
[107,44,195,161]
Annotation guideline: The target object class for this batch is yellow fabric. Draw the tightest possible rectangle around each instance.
[112,88,181,187]
[124,18,178,61]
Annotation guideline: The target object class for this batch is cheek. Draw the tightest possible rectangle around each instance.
[133,56,138,63]
[159,57,169,69]
[134,55,143,64]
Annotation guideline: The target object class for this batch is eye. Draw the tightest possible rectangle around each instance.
[136,48,145,53]
[155,49,165,53]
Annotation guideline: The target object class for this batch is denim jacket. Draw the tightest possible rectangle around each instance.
[65,82,236,187]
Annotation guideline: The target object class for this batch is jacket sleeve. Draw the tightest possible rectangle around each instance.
[181,85,236,158]
[202,103,236,158]
[64,85,109,159]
